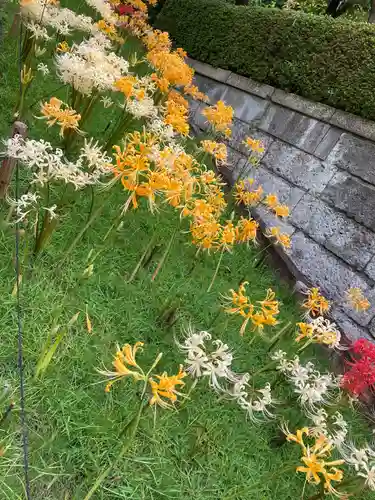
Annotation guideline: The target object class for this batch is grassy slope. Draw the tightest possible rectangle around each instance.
[0,3,374,499]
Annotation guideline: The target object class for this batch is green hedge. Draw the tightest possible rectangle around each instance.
[156,0,375,120]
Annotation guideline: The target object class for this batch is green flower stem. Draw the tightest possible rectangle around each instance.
[105,110,134,152]
[61,204,104,263]
[102,196,132,242]
[79,93,99,128]
[207,248,224,292]
[33,213,58,255]
[151,227,178,282]
[86,185,95,225]
[127,235,157,283]
[267,321,292,352]
[252,361,277,378]
[252,243,273,266]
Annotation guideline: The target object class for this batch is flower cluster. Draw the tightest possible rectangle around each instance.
[284,426,345,496]
[296,317,341,349]
[302,287,330,317]
[235,181,289,217]
[56,34,129,95]
[271,351,340,413]
[235,178,263,206]
[177,329,277,421]
[115,74,158,119]
[7,192,40,224]
[21,0,94,35]
[223,282,279,336]
[234,180,292,249]
[243,136,264,153]
[201,140,227,164]
[149,366,186,409]
[346,287,371,312]
[339,442,375,490]
[5,135,112,190]
[202,100,233,137]
[164,91,189,136]
[309,409,348,447]
[100,341,187,409]
[341,338,375,396]
[112,130,205,212]
[40,97,81,136]
[264,226,291,249]
[94,19,124,44]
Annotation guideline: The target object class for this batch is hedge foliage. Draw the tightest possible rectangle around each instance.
[156,0,375,120]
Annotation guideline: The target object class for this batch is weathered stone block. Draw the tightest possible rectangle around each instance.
[271,89,334,122]
[284,231,371,301]
[263,140,337,193]
[343,287,375,327]
[365,256,375,282]
[330,109,375,142]
[292,194,375,269]
[226,119,273,157]
[368,316,375,338]
[226,73,274,99]
[187,98,200,121]
[252,204,295,236]
[193,102,209,131]
[325,223,375,271]
[321,171,375,232]
[291,194,341,244]
[314,128,342,160]
[259,104,330,155]
[330,307,372,342]
[193,75,268,125]
[227,147,245,172]
[259,103,294,136]
[237,166,304,209]
[325,133,375,185]
[221,85,269,124]
[187,58,231,83]
[193,74,227,102]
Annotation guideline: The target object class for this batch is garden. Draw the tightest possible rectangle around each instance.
[1,0,375,499]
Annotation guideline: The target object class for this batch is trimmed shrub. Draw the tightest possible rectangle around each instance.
[156,0,375,120]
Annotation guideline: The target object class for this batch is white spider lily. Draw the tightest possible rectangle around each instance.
[237,383,277,423]
[270,349,289,372]
[43,204,58,220]
[338,442,375,490]
[7,192,40,223]
[148,119,175,143]
[175,328,211,354]
[100,96,113,108]
[56,36,129,96]
[85,0,118,24]
[37,63,49,76]
[26,21,51,40]
[125,96,158,120]
[274,354,340,413]
[4,135,112,189]
[184,349,210,378]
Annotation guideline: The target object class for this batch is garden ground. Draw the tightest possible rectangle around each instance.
[0,2,374,499]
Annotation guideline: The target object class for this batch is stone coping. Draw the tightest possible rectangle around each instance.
[187,57,375,142]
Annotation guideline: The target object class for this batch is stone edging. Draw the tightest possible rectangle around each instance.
[187,57,375,344]
[187,58,375,142]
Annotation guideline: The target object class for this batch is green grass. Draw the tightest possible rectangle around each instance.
[0,3,375,499]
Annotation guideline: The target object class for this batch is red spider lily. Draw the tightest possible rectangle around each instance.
[115,4,135,15]
[351,337,375,357]
[341,338,375,395]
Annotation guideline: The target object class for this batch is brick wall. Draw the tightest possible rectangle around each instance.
[188,57,375,342]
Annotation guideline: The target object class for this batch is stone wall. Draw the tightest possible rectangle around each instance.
[188,57,375,343]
